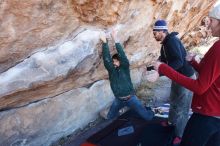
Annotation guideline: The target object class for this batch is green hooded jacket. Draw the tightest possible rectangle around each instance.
[102,42,135,98]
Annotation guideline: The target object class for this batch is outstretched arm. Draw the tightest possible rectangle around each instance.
[157,48,220,95]
[111,30,129,67]
[115,43,129,67]
[100,32,114,72]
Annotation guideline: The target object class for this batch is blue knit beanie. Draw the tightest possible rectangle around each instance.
[153,20,168,31]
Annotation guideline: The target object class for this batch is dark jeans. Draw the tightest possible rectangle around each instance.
[181,113,220,146]
[107,95,154,121]
[169,80,192,137]
[169,74,196,137]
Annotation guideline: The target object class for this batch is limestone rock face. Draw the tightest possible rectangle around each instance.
[0,29,101,110]
[71,0,127,25]
[0,0,79,73]
[0,80,114,146]
[182,16,212,48]
[0,68,145,146]
[0,0,217,145]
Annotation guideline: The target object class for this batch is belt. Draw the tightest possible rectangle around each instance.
[119,95,131,101]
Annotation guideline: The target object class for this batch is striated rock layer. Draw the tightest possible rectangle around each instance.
[0,0,217,145]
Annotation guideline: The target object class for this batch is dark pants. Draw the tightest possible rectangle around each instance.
[181,113,220,146]
[107,95,154,121]
[169,74,195,137]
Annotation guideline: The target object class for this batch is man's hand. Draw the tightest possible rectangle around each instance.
[152,61,163,71]
[100,32,107,43]
[145,70,159,83]
[186,53,196,62]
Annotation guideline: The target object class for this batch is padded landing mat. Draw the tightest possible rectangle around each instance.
[81,110,174,146]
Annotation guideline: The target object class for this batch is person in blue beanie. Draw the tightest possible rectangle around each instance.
[149,19,196,146]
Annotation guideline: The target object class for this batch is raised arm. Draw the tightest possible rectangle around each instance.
[115,43,129,67]
[100,33,115,72]
[111,30,129,67]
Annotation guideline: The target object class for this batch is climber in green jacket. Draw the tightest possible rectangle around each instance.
[100,30,154,121]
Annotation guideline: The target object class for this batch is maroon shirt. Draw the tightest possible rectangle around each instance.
[159,40,220,116]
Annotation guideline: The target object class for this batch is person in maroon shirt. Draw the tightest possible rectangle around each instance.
[153,4,220,146]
